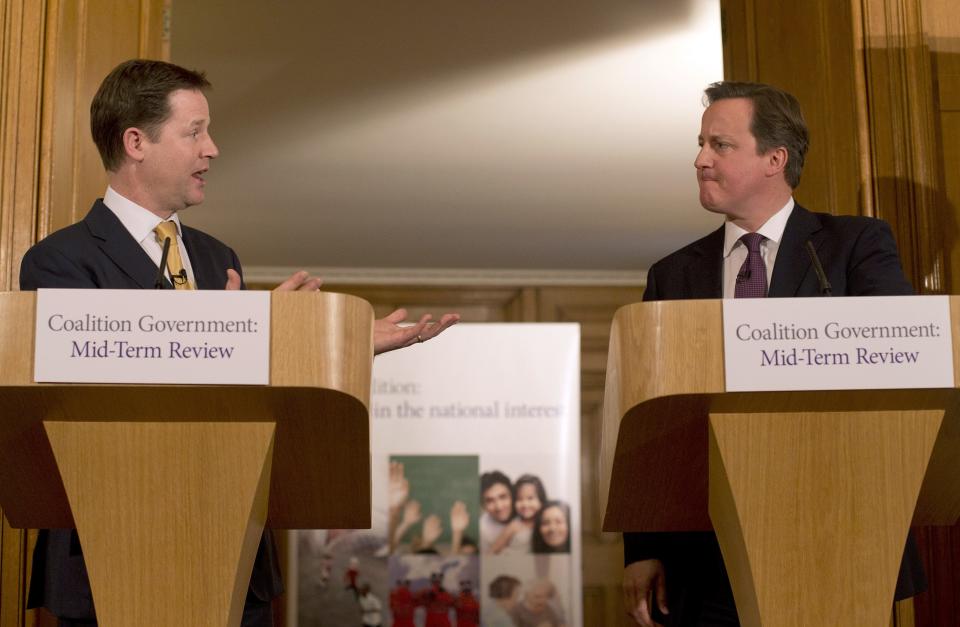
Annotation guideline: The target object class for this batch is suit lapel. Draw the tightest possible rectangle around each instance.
[84,200,168,289]
[690,226,724,298]
[768,204,822,297]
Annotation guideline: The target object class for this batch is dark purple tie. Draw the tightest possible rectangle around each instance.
[734,232,767,298]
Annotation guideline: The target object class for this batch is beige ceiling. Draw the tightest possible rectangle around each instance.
[171,0,723,283]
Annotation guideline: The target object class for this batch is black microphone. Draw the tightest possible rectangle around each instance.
[736,266,751,283]
[154,237,172,289]
[805,240,832,296]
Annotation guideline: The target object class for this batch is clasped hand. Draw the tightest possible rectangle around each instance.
[623,559,668,626]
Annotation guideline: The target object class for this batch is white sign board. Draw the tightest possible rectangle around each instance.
[295,324,582,627]
[723,296,953,392]
[35,289,270,385]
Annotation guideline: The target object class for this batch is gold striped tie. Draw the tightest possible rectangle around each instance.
[154,221,194,290]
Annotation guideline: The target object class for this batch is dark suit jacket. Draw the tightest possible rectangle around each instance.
[643,203,913,300]
[624,204,925,605]
[20,200,283,619]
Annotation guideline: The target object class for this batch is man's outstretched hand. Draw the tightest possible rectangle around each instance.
[223,270,459,354]
[374,308,459,355]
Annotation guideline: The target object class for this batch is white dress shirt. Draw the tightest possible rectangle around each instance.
[721,198,795,298]
[102,186,197,287]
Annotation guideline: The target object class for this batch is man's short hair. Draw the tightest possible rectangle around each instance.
[91,59,211,171]
[704,81,809,189]
[488,575,520,600]
[480,470,511,497]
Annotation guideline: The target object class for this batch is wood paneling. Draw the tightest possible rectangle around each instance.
[721,0,863,219]
[39,0,170,240]
[860,0,945,292]
[0,0,46,292]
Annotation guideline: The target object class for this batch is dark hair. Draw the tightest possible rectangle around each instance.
[704,81,809,188]
[489,575,521,600]
[91,59,211,171]
[531,501,571,554]
[513,474,547,511]
[480,470,511,499]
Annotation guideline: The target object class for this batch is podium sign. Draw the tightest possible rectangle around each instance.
[34,288,271,385]
[722,295,952,392]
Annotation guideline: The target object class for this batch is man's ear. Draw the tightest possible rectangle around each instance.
[766,146,788,178]
[122,127,148,162]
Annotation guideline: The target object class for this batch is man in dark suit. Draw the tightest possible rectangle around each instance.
[622,81,924,626]
[19,59,457,627]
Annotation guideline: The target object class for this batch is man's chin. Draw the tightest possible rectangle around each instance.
[701,200,727,215]
[183,193,205,209]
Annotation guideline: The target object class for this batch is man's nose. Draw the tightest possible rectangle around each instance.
[694,146,710,169]
[205,135,220,159]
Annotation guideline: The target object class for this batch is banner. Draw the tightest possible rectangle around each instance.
[293,324,582,627]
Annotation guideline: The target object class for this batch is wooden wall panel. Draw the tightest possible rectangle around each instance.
[859,0,945,292]
[943,108,960,295]
[39,0,154,239]
[0,0,46,293]
[720,1,863,219]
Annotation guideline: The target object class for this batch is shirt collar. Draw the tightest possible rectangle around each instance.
[102,186,183,244]
[722,197,795,258]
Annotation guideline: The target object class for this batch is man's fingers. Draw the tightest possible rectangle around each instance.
[297,277,323,291]
[415,313,460,343]
[633,597,655,627]
[429,313,460,337]
[623,583,638,623]
[274,270,323,292]
[274,270,308,291]
[224,269,242,290]
[384,308,408,324]
[401,315,432,347]
[655,574,669,616]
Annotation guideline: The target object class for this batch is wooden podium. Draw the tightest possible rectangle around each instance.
[601,299,960,627]
[0,291,375,627]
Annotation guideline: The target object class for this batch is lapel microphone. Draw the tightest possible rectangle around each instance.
[805,240,833,296]
[154,236,172,289]
[172,268,189,287]
[736,267,751,283]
